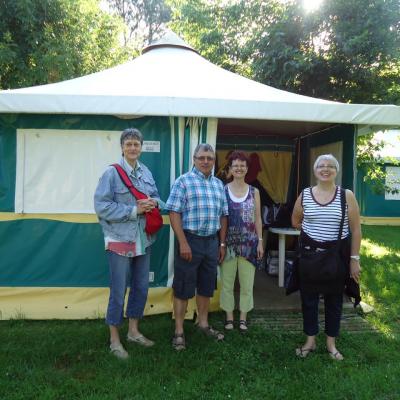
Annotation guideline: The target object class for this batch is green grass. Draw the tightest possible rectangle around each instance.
[1,226,400,400]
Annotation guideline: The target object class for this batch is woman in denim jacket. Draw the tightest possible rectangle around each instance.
[94,128,164,359]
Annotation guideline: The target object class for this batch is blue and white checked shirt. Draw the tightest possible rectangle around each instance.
[165,167,228,236]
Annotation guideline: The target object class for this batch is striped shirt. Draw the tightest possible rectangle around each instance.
[302,186,349,242]
[165,167,229,236]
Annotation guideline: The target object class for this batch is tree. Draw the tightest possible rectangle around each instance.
[0,0,129,89]
[106,0,171,49]
[168,0,400,105]
[168,0,255,77]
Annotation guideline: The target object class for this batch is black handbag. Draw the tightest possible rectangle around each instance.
[298,188,346,285]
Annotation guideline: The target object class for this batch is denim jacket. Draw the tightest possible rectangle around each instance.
[94,158,164,243]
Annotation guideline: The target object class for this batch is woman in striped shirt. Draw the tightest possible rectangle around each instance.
[291,154,361,361]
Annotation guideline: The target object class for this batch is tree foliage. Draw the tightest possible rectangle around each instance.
[0,0,129,89]
[168,0,400,105]
[107,0,171,48]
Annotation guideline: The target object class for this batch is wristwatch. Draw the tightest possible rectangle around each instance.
[350,255,360,261]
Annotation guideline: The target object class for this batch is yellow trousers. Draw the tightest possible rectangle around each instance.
[219,256,256,313]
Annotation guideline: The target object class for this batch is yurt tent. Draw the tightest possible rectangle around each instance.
[1,33,399,319]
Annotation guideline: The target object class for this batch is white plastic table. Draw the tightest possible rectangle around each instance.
[268,227,301,287]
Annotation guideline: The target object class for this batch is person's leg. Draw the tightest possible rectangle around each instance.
[220,257,238,326]
[106,251,130,358]
[297,290,319,356]
[126,252,150,329]
[174,297,189,335]
[196,294,211,328]
[171,233,198,345]
[126,251,153,344]
[237,257,256,331]
[324,292,344,360]
[196,235,219,329]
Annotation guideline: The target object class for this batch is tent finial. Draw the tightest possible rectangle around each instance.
[142,29,198,54]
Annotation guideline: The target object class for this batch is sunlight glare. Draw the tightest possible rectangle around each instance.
[303,0,324,12]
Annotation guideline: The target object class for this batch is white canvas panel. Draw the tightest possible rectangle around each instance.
[385,166,400,200]
[15,129,123,213]
[309,142,343,186]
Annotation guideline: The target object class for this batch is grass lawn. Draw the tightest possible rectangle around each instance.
[1,226,399,400]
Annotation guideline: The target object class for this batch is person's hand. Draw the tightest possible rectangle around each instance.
[350,259,361,283]
[147,198,158,208]
[137,199,153,214]
[257,241,264,260]
[179,241,192,262]
[218,245,226,264]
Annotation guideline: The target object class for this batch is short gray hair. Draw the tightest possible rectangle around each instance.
[313,154,340,173]
[120,128,143,146]
[193,143,215,157]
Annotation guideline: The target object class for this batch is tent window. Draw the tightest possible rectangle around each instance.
[309,141,343,186]
[15,129,123,213]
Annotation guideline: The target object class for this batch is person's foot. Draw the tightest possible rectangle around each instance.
[224,320,234,331]
[172,333,186,351]
[110,342,129,359]
[239,320,248,334]
[197,325,225,341]
[295,342,316,358]
[127,333,155,347]
[327,348,344,361]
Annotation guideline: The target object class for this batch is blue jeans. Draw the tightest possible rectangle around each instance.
[300,291,343,337]
[105,250,150,326]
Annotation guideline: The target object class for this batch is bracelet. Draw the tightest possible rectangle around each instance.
[258,238,263,241]
[220,242,226,247]
[350,255,360,261]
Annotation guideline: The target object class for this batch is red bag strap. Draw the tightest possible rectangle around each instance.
[111,164,147,200]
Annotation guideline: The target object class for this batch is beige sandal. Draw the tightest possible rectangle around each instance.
[328,350,344,361]
[110,343,129,359]
[127,333,155,347]
[295,346,316,358]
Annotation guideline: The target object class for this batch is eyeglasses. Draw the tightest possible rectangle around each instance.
[231,165,247,170]
[316,165,336,170]
[194,156,215,162]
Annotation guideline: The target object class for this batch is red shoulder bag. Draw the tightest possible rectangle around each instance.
[112,164,163,235]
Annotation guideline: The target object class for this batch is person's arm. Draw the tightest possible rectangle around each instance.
[94,168,137,222]
[218,215,228,264]
[346,189,362,283]
[291,193,304,229]
[169,211,192,262]
[254,188,264,259]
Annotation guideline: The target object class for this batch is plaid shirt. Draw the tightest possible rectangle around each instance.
[166,167,228,236]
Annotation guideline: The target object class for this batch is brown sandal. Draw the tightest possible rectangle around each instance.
[172,333,186,351]
[197,325,224,341]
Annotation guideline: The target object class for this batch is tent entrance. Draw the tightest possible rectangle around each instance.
[215,132,299,307]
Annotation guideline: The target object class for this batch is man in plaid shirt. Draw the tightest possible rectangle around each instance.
[166,143,228,350]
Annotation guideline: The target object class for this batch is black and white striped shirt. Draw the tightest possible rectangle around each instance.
[302,186,349,242]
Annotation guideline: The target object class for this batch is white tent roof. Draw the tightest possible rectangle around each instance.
[0,33,399,136]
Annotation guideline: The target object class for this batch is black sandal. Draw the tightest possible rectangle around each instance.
[224,320,234,331]
[239,320,248,333]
